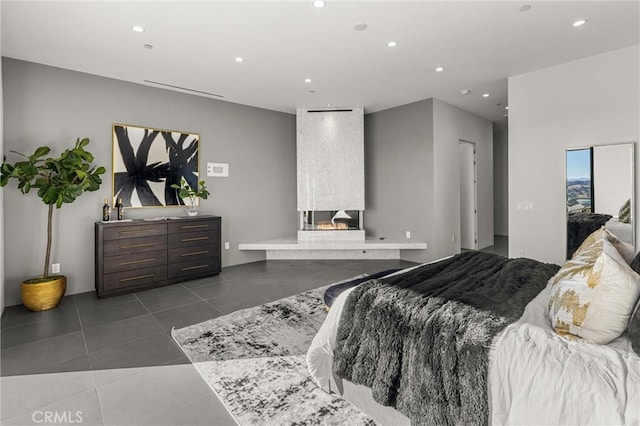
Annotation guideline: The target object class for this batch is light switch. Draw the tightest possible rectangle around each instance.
[517,202,535,212]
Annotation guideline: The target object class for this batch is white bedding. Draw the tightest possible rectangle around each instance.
[306,264,640,425]
[490,285,640,425]
[606,217,634,245]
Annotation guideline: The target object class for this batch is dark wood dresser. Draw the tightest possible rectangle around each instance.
[95,216,221,297]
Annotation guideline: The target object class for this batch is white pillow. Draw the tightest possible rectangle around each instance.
[603,228,635,264]
[549,238,640,344]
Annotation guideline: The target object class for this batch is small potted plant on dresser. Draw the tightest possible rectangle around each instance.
[171,176,210,216]
[1,138,105,311]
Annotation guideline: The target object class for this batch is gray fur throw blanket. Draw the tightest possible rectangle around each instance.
[333,251,559,426]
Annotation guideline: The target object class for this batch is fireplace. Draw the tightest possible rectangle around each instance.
[299,210,362,231]
[297,210,364,241]
[295,108,365,242]
[240,105,426,258]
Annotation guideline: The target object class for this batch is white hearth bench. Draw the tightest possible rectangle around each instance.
[239,237,427,260]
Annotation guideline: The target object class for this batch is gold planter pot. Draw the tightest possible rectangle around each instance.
[21,275,67,311]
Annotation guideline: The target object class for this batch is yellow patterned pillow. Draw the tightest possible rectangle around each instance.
[549,238,640,344]
[572,227,604,259]
[572,227,635,264]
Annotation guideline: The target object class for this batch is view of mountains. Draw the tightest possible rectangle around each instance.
[567,178,592,212]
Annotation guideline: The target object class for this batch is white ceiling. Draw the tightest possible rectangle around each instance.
[2,1,639,126]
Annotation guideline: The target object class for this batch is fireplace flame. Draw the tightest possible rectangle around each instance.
[317,222,349,230]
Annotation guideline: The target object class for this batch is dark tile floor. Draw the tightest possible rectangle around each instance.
[0,236,511,425]
[479,235,508,257]
[1,258,417,425]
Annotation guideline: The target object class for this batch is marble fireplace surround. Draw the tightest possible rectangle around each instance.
[240,107,427,259]
[296,108,365,213]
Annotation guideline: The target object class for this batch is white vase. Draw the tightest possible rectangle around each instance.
[186,199,198,216]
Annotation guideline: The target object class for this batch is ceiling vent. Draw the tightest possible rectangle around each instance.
[143,80,224,98]
[306,109,353,113]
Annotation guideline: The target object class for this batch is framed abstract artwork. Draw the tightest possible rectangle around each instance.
[112,123,200,208]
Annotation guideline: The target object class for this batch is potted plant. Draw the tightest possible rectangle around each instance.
[1,138,106,311]
[171,177,209,216]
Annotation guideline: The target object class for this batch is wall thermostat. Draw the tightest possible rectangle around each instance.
[207,162,229,177]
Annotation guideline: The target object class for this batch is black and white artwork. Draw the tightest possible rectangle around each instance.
[112,123,199,207]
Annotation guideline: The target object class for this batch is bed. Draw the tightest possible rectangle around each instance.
[307,250,640,425]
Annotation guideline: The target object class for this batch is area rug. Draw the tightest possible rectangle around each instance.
[171,280,375,426]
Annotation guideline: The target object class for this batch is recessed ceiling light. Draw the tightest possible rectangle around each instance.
[305,78,312,83]
[505,106,509,110]
[132,25,145,32]
[460,89,471,95]
[573,19,588,27]
[353,23,368,31]
[143,44,154,49]
[387,41,398,48]
[519,5,532,12]
[313,0,326,8]
[482,93,490,98]
[235,57,244,62]
[435,67,445,72]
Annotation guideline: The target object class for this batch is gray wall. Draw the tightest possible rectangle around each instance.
[365,97,493,263]
[365,99,434,263]
[432,99,494,257]
[2,58,296,306]
[493,127,509,236]
[509,46,639,265]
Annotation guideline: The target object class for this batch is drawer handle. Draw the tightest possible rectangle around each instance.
[120,273,156,282]
[181,265,208,271]
[119,229,156,234]
[120,258,155,265]
[120,242,156,249]
[181,250,209,257]
[181,224,209,229]
[181,237,209,242]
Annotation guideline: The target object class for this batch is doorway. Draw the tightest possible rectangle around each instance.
[459,140,478,250]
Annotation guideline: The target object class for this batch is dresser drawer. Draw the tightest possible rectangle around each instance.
[168,258,220,280]
[103,250,167,274]
[103,266,168,291]
[168,220,219,235]
[168,244,219,264]
[104,223,166,240]
[168,230,218,248]
[104,235,167,256]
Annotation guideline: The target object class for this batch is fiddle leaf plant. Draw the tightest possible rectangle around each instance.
[1,137,106,280]
[170,177,209,207]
